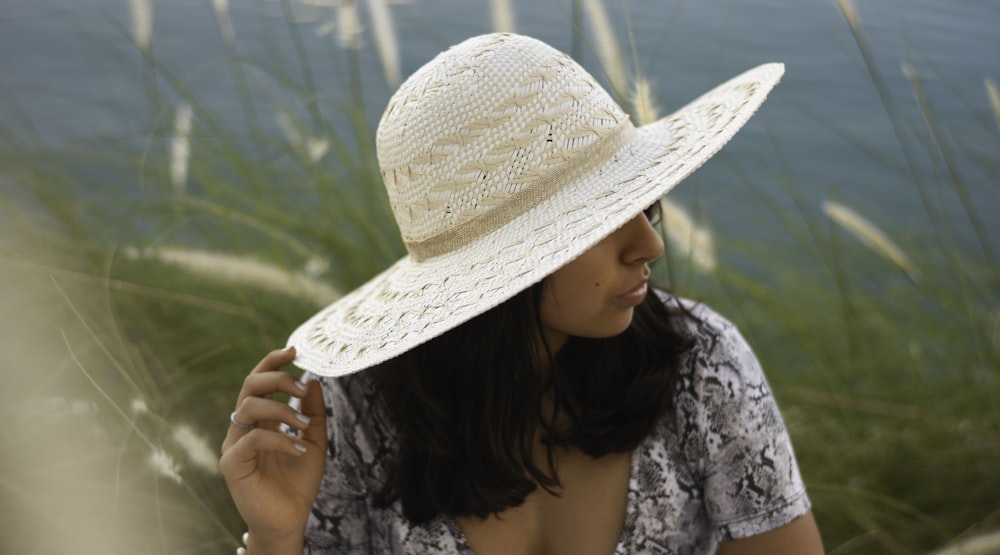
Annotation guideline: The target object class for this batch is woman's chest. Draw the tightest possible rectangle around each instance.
[454,450,631,555]
[368,429,712,555]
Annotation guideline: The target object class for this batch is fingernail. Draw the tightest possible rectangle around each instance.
[283,345,295,352]
[237,548,247,555]
[294,379,308,392]
[294,442,307,453]
[242,531,249,545]
[295,412,311,425]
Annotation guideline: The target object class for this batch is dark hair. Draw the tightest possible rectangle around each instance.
[370,283,695,524]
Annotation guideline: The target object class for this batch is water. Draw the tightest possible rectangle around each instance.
[2,0,998,255]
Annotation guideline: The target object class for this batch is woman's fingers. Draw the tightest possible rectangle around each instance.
[250,346,297,375]
[223,346,310,452]
[220,428,309,476]
[297,380,328,449]
[232,396,312,433]
[238,369,309,404]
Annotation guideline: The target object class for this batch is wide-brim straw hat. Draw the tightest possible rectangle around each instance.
[288,33,783,377]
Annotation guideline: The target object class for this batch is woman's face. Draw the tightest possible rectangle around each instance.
[539,205,664,353]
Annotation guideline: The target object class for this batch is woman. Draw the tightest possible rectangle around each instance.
[221,33,824,554]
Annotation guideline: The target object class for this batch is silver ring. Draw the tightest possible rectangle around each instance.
[230,411,257,430]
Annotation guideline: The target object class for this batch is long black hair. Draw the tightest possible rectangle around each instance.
[369,282,696,524]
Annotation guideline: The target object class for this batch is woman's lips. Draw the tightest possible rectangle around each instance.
[616,280,648,307]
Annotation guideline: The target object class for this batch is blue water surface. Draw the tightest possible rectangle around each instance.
[2,0,997,258]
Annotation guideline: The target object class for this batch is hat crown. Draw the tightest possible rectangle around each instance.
[376,33,633,260]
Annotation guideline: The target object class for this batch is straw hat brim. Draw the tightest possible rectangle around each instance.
[289,62,785,377]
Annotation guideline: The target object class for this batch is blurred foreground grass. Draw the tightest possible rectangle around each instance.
[1,1,998,554]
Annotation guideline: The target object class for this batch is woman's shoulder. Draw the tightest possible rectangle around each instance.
[655,290,769,405]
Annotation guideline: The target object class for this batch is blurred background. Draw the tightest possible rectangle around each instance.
[1,0,998,553]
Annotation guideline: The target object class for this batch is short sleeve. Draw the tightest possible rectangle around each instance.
[292,373,387,553]
[684,310,811,541]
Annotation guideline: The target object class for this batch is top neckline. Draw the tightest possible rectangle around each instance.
[441,446,642,554]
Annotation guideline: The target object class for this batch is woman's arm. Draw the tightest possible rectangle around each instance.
[718,511,824,555]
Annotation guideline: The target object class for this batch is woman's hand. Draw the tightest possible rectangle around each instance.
[220,347,327,554]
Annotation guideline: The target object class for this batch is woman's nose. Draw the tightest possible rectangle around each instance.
[620,211,664,265]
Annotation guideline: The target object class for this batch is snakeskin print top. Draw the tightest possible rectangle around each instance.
[300,299,811,554]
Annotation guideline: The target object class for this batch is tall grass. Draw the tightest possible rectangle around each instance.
[1,1,997,554]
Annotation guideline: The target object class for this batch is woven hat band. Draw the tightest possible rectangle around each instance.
[404,119,637,261]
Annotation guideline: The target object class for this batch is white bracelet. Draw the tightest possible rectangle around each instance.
[237,531,313,555]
